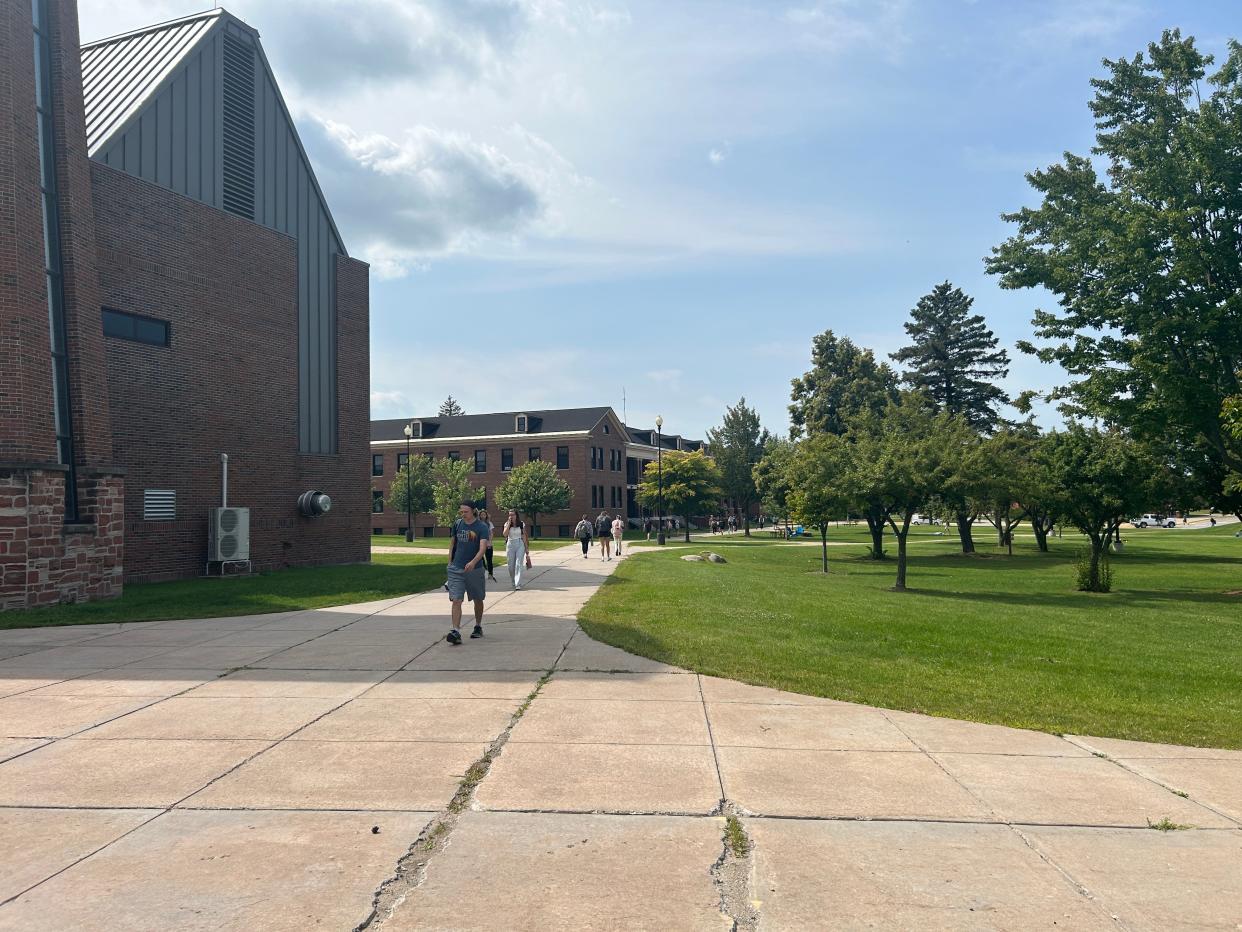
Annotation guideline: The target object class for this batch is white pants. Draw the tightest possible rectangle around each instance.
[506,541,526,588]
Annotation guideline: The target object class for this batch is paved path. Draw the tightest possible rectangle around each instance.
[0,546,1238,930]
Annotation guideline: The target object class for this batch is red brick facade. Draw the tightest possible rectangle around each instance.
[371,413,631,538]
[1,0,370,605]
[1,0,124,609]
[90,165,370,582]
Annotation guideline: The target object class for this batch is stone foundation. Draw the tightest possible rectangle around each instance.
[0,466,124,610]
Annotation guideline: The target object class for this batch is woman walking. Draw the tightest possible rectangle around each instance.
[479,509,497,581]
[612,513,624,556]
[575,514,593,559]
[503,508,531,590]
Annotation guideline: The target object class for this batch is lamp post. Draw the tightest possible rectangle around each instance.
[656,415,665,546]
[403,422,414,542]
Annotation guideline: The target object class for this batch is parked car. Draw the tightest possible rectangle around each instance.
[1135,513,1176,528]
[910,514,927,525]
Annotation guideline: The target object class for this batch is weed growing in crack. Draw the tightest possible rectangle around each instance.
[1147,816,1192,831]
[725,815,750,858]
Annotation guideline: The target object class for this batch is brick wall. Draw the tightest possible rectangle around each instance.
[91,163,370,582]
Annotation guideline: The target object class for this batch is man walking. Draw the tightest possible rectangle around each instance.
[446,501,490,646]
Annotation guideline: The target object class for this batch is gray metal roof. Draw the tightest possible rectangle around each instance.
[372,408,618,443]
[81,11,223,156]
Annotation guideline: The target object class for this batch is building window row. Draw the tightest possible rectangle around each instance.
[102,307,170,347]
[373,444,572,476]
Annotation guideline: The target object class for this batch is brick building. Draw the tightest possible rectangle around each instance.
[1,3,369,607]
[370,408,708,537]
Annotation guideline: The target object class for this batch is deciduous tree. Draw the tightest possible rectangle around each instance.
[787,434,850,573]
[636,451,723,544]
[495,460,573,538]
[988,31,1242,505]
[431,458,485,528]
[386,455,435,518]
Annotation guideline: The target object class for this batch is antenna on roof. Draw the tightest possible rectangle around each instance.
[622,387,627,426]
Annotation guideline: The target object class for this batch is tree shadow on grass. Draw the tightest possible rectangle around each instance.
[907,585,1242,611]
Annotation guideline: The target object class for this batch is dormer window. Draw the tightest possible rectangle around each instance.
[515,414,528,433]
[408,420,423,438]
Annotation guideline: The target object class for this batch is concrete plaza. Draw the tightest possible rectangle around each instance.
[0,544,1239,930]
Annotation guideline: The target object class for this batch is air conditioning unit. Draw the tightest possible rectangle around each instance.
[208,507,250,562]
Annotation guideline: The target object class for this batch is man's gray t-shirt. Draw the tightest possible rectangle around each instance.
[450,519,490,570]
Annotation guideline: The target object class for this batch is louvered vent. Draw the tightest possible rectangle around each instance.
[143,489,176,521]
[221,33,256,219]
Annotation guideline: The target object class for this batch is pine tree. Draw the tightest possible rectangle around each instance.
[891,282,1010,553]
[890,282,1009,432]
[705,398,769,535]
[438,396,466,417]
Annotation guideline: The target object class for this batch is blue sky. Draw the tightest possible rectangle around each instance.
[79,0,1239,438]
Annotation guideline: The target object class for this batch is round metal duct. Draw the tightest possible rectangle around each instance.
[298,490,332,517]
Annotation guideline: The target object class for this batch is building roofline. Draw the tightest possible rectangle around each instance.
[80,9,232,50]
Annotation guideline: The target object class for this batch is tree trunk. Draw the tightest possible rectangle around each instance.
[820,525,829,573]
[531,512,539,539]
[684,516,691,543]
[893,530,908,591]
[956,509,975,554]
[865,509,886,560]
[1032,518,1049,552]
[1006,520,1013,557]
[744,513,751,537]
[1088,537,1103,592]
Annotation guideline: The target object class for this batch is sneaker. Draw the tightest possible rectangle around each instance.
[470,625,484,639]
[446,629,462,646]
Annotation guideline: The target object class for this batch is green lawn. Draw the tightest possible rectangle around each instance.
[579,525,1242,748]
[371,534,567,551]
[2,553,452,630]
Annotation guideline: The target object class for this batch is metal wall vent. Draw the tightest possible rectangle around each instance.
[143,489,176,521]
[221,33,256,220]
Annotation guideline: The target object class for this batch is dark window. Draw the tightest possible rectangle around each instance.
[448,451,460,462]
[423,452,434,461]
[558,524,570,538]
[422,526,435,538]
[102,307,170,347]
[590,447,597,470]
[603,424,610,434]
[474,450,486,473]
[372,454,384,476]
[529,447,541,462]
[591,486,598,508]
[372,491,384,514]
[372,527,384,536]
[501,448,513,471]
[532,525,542,538]
[610,487,616,507]
[517,415,528,432]
[599,447,605,470]
[398,526,407,536]
[397,452,409,470]
[557,446,569,469]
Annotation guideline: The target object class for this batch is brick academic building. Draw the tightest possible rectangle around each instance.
[370,408,705,538]
[1,3,370,608]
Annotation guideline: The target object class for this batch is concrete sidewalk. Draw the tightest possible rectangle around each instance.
[0,545,1238,930]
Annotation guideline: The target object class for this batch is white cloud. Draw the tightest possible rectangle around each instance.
[784,0,913,58]
[708,142,730,165]
[1022,0,1141,44]
[303,118,556,276]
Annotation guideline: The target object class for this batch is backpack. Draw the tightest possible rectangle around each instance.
[575,520,591,539]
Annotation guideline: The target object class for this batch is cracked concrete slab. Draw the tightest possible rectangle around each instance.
[186,739,488,811]
[478,740,723,813]
[719,746,994,820]
[0,807,155,904]
[0,694,161,738]
[0,738,47,763]
[29,670,221,698]
[366,670,544,700]
[0,738,269,807]
[181,668,388,700]
[1023,826,1242,931]
[382,811,724,931]
[79,696,343,741]
[540,670,703,701]
[510,696,712,745]
[295,697,520,742]
[748,818,1115,930]
[708,701,918,751]
[1113,757,1242,822]
[935,752,1236,827]
[0,809,433,930]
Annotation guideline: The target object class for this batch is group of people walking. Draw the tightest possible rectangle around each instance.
[574,511,625,561]
[709,515,741,534]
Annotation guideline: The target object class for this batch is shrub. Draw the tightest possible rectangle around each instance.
[1074,547,1113,593]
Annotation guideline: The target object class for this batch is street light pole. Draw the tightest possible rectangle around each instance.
[403,423,414,542]
[656,415,665,546]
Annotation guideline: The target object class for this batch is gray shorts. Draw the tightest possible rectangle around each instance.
[447,564,486,602]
